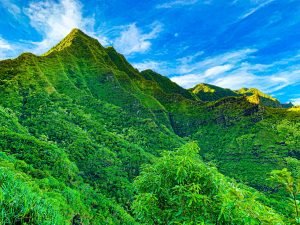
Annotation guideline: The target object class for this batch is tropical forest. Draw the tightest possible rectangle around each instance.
[0,27,299,224]
[0,0,300,225]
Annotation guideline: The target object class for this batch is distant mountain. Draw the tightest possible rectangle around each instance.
[0,29,299,224]
[189,83,239,101]
[281,102,294,108]
[236,87,282,108]
[141,69,194,100]
[189,83,284,108]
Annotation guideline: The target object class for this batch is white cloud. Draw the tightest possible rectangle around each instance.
[0,37,33,60]
[24,0,95,54]
[169,48,300,95]
[213,73,255,90]
[172,64,300,93]
[176,48,256,75]
[212,65,300,93]
[290,98,300,106]
[0,37,14,59]
[171,74,205,88]
[171,64,235,89]
[156,0,199,9]
[0,38,12,50]
[133,61,165,72]
[94,35,111,46]
[1,0,162,57]
[239,0,274,20]
[203,64,233,78]
[177,51,204,64]
[114,22,162,55]
[0,0,21,17]
[136,49,257,88]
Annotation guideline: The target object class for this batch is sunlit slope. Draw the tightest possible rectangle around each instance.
[189,83,283,108]
[190,83,239,101]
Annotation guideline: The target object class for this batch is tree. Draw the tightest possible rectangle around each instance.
[133,143,284,225]
[269,167,300,223]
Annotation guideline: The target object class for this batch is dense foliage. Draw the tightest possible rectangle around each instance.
[133,143,284,224]
[0,29,299,224]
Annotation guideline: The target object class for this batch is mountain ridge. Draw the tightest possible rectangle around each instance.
[44,28,103,56]
[0,28,299,224]
[10,28,289,108]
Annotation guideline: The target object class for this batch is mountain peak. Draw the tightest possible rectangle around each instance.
[44,28,101,56]
[191,83,218,93]
[189,83,239,101]
[236,87,282,107]
[237,87,277,101]
[69,28,85,35]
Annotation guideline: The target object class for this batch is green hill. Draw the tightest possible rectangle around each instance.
[189,83,239,101]
[0,29,299,224]
[189,83,284,108]
[237,87,282,108]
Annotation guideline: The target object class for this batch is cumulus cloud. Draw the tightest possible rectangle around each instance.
[114,22,162,55]
[24,0,95,54]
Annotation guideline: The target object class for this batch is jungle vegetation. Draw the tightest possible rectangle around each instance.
[0,29,299,224]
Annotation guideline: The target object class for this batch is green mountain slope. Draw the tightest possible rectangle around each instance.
[0,29,299,224]
[0,29,183,224]
[190,83,239,101]
[189,83,284,108]
[237,87,282,108]
[141,69,195,100]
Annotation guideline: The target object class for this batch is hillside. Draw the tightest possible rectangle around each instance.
[189,83,284,108]
[0,29,299,224]
[237,87,282,108]
[189,83,239,101]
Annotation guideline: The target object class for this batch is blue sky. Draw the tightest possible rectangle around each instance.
[0,0,300,104]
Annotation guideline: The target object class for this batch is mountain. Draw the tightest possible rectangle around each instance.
[189,83,239,101]
[281,102,294,108]
[0,29,299,224]
[189,83,283,108]
[236,87,282,108]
